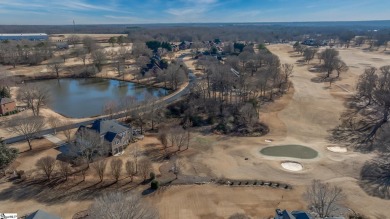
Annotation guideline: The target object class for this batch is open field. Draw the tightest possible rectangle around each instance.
[1,44,390,218]
[150,44,390,218]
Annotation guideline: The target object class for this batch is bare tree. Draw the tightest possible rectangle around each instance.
[172,159,181,180]
[110,158,123,182]
[172,127,187,151]
[47,59,64,78]
[355,36,366,47]
[238,51,252,68]
[82,36,98,53]
[87,192,158,219]
[132,42,153,58]
[61,121,74,143]
[303,47,318,64]
[18,84,50,116]
[144,92,160,130]
[132,143,139,173]
[75,157,89,181]
[71,128,109,167]
[138,158,152,181]
[280,63,294,92]
[103,101,117,119]
[165,63,188,90]
[158,131,169,157]
[10,116,45,151]
[47,116,60,134]
[92,159,107,182]
[76,48,88,67]
[320,48,340,78]
[120,96,138,120]
[36,156,56,180]
[136,56,150,72]
[335,59,348,78]
[57,161,72,181]
[91,50,107,72]
[304,180,346,218]
[67,35,80,47]
[125,160,137,182]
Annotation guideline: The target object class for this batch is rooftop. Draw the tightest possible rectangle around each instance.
[0,97,15,104]
[0,33,47,36]
[26,209,61,219]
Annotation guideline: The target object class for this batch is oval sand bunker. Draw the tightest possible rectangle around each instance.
[327,146,347,153]
[281,161,303,171]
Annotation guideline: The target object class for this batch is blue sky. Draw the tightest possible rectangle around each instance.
[0,0,389,25]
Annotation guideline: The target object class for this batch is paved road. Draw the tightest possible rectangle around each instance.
[3,54,195,145]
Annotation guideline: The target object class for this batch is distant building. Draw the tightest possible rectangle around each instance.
[25,209,61,219]
[56,42,69,50]
[0,97,16,115]
[0,33,48,41]
[179,41,192,50]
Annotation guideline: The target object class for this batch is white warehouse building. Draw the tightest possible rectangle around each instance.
[0,33,48,41]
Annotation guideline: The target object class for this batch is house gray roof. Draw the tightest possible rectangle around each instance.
[90,119,129,143]
[26,209,61,219]
[291,211,314,219]
[0,97,14,105]
[283,210,296,219]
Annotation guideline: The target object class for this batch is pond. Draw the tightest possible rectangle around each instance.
[28,78,169,118]
[260,145,318,159]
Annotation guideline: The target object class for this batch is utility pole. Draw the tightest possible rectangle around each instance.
[73,20,76,33]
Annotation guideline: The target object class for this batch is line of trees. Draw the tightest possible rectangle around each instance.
[173,44,292,134]
[335,65,390,150]
[0,40,53,67]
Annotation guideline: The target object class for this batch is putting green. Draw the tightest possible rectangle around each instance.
[260,145,318,159]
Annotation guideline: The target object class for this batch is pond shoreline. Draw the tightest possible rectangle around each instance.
[17,74,174,91]
[23,77,171,118]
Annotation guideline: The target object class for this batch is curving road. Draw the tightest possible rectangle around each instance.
[3,54,196,145]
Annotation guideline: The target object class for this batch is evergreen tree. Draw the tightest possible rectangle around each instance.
[0,138,18,171]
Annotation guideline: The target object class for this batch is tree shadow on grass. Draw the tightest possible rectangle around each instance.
[359,156,390,200]
[0,176,141,205]
[141,188,156,196]
[143,147,166,162]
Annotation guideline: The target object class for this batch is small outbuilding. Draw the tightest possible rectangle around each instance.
[0,97,16,115]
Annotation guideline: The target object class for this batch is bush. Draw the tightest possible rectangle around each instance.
[151,180,159,190]
[150,172,155,180]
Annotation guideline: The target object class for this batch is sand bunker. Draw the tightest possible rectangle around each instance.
[281,161,303,171]
[327,146,347,153]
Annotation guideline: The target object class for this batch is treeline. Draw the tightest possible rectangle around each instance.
[0,40,53,66]
[170,44,292,135]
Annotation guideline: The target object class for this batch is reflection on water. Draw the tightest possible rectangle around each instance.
[29,78,169,118]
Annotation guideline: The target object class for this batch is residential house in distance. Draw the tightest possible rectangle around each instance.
[179,41,192,50]
[78,119,132,155]
[0,97,16,115]
[56,42,69,50]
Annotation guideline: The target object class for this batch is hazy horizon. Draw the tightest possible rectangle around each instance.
[1,0,390,25]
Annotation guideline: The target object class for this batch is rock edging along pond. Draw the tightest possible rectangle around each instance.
[260,145,318,159]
